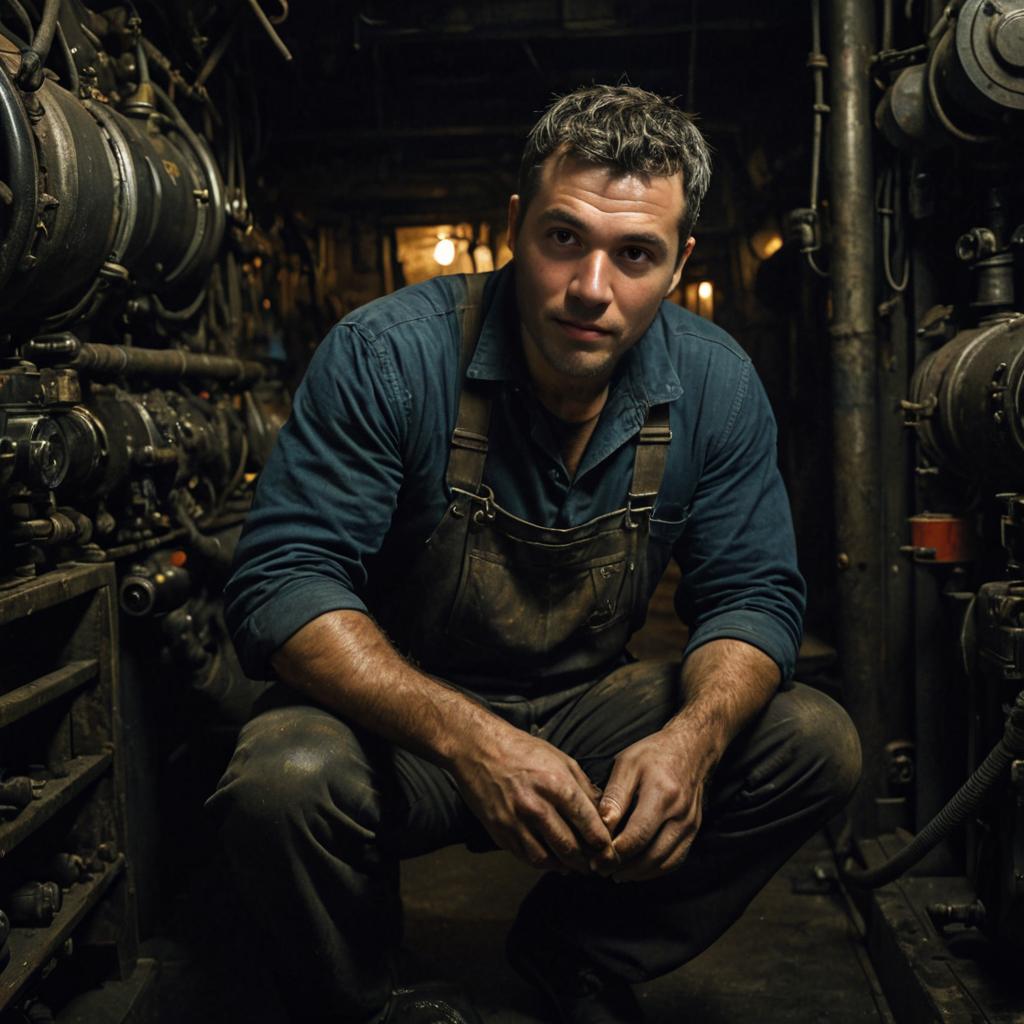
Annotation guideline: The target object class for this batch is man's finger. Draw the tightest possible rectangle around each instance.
[532,807,591,873]
[566,759,603,805]
[613,821,688,882]
[598,758,640,833]
[609,786,664,863]
[560,784,615,857]
[513,825,560,871]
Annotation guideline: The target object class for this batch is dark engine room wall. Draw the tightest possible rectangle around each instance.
[1,0,1024,1021]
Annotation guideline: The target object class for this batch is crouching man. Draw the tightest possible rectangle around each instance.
[208,84,861,1024]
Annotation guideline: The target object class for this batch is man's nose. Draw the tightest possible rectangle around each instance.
[567,251,613,308]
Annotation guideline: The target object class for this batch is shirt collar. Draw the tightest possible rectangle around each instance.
[465,262,684,406]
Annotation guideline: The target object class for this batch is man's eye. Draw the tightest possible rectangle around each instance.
[551,229,576,245]
[621,247,651,263]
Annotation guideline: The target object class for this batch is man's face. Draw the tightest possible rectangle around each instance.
[508,152,694,388]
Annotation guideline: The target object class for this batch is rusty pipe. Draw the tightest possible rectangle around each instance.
[828,0,885,831]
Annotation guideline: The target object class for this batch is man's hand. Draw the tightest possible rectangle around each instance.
[594,728,711,882]
[593,639,781,883]
[450,724,617,875]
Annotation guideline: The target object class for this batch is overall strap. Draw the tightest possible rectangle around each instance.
[446,273,493,494]
[627,403,672,509]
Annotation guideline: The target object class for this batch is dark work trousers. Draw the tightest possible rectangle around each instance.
[207,661,861,1023]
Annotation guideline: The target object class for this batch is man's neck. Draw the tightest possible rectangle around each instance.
[520,328,613,423]
[531,378,610,424]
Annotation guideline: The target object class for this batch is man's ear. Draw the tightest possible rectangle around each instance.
[667,236,696,296]
[507,194,521,254]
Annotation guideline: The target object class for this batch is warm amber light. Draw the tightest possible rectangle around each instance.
[697,281,713,301]
[433,237,456,267]
[762,234,784,257]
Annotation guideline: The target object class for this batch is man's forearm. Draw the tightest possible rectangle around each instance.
[662,637,781,772]
[270,608,504,770]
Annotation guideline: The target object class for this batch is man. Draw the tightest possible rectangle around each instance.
[210,85,861,1024]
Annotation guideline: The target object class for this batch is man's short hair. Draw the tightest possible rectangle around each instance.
[517,84,713,254]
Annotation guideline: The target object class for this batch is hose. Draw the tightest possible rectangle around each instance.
[843,690,1024,888]
[150,287,208,322]
[3,0,33,42]
[54,19,77,93]
[14,0,57,91]
[805,0,829,278]
[0,57,37,290]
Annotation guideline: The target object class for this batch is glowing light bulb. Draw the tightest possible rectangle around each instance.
[433,237,456,267]
[762,234,783,257]
[697,281,713,301]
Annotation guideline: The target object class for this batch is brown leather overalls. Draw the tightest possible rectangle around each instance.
[378,273,670,688]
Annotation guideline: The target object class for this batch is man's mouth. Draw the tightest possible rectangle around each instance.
[553,317,612,341]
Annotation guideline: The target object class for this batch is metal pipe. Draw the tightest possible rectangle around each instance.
[24,336,264,384]
[828,0,885,832]
[72,343,264,384]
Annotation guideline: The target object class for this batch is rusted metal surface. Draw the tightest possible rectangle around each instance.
[829,0,887,832]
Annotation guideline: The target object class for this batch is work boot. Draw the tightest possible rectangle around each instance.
[506,922,644,1024]
[382,982,484,1024]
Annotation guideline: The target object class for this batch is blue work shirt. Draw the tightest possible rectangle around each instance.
[225,264,805,682]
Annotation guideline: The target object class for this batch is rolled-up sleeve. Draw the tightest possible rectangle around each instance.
[675,360,805,681]
[224,323,407,679]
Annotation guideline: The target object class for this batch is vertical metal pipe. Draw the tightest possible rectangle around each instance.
[828,0,885,832]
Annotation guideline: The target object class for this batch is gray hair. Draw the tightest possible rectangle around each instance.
[517,84,713,250]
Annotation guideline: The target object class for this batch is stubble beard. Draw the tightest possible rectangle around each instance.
[530,319,625,381]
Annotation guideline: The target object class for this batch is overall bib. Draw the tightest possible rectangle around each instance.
[377,273,670,687]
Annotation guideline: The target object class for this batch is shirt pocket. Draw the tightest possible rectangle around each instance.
[649,502,690,546]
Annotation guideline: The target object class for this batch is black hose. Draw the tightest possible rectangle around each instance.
[15,0,57,91]
[0,57,37,290]
[54,18,77,93]
[844,690,1024,888]
[3,0,34,42]
[150,287,208,322]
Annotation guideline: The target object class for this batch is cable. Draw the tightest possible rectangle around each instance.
[195,16,239,89]
[54,20,78,93]
[843,689,1024,888]
[878,165,909,293]
[150,287,209,322]
[803,0,829,278]
[2,0,33,42]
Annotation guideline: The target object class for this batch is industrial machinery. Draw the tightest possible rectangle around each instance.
[811,0,1024,1016]
[0,1,297,1016]
[6,0,1024,1019]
